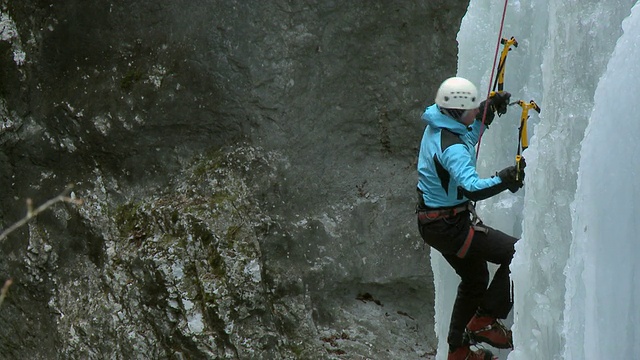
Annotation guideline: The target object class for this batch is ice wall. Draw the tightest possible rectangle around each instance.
[565,3,640,359]
[430,0,638,359]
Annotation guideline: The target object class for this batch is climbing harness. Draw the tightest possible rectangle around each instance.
[416,189,477,222]
[416,203,470,222]
[415,193,487,259]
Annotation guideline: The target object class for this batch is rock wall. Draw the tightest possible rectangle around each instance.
[0,1,468,358]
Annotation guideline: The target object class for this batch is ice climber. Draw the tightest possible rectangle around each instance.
[415,77,525,360]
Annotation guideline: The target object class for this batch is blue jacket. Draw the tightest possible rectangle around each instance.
[417,104,504,208]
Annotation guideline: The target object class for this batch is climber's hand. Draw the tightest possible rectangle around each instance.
[491,91,511,116]
[498,161,525,193]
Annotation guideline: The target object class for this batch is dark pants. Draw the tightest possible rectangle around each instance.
[417,210,517,347]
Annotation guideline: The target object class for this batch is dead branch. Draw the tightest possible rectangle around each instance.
[0,184,83,243]
[0,279,12,306]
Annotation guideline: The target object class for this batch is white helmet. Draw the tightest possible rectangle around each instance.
[435,77,479,110]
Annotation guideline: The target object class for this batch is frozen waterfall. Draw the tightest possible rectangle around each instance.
[430,0,640,359]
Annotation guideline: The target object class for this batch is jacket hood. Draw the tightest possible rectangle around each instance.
[421,104,470,135]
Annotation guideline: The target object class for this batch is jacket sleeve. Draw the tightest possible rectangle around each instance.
[440,143,508,201]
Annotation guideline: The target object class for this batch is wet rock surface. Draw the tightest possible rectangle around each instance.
[0,1,467,358]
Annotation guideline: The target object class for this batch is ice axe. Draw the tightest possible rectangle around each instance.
[492,37,518,92]
[486,37,518,119]
[512,99,541,180]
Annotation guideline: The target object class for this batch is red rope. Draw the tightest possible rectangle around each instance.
[476,0,509,160]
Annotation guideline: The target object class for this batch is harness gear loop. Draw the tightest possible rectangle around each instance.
[468,202,481,225]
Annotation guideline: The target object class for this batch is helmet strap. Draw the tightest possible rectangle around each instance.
[441,108,465,120]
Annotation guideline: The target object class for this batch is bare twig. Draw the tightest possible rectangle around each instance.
[0,279,12,306]
[0,184,83,242]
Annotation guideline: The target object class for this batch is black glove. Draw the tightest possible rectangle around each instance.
[475,91,511,125]
[491,91,511,116]
[498,157,526,193]
[476,100,496,125]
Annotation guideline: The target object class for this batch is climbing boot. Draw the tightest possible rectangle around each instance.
[466,314,513,349]
[447,345,497,360]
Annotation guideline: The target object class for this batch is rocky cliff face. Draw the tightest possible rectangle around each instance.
[0,1,468,358]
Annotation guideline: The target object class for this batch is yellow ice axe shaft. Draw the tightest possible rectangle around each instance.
[517,100,541,151]
[493,37,518,92]
[515,100,541,180]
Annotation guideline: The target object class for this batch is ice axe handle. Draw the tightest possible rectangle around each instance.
[515,155,523,181]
